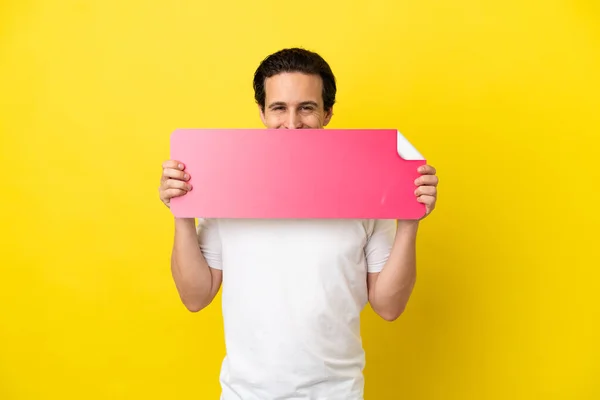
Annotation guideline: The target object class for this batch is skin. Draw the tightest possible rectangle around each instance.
[259,72,333,129]
[159,71,439,319]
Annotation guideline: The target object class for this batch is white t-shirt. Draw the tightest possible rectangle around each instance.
[196,218,396,400]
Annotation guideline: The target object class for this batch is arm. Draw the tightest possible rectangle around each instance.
[367,220,419,321]
[159,160,223,313]
[171,218,222,312]
[367,163,438,321]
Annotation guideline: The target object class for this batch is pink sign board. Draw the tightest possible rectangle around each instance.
[169,129,427,219]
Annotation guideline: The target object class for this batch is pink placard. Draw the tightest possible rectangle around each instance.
[169,129,427,219]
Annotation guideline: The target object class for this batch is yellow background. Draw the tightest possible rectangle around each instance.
[1,0,599,399]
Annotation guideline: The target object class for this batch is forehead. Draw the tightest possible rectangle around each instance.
[264,72,323,104]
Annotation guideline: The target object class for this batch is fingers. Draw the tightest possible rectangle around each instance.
[415,174,438,186]
[418,164,436,175]
[162,178,192,192]
[162,160,185,170]
[161,160,189,185]
[159,180,192,207]
[163,167,189,181]
[417,195,436,207]
[159,160,192,207]
[415,164,438,216]
[162,188,188,200]
[415,186,436,196]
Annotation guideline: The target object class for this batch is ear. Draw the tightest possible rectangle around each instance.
[323,107,333,127]
[258,104,267,127]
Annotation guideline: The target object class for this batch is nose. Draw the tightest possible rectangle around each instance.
[283,111,303,129]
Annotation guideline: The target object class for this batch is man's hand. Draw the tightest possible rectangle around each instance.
[414,164,438,217]
[159,160,192,209]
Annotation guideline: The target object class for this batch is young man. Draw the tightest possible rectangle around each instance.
[159,48,439,399]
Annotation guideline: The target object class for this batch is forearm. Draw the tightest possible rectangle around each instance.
[171,218,214,311]
[369,220,419,321]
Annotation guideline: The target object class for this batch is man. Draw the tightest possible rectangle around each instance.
[159,48,439,399]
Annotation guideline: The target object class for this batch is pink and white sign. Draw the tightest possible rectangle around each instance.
[169,128,427,219]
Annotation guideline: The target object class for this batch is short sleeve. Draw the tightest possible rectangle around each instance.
[196,218,223,270]
[364,219,397,273]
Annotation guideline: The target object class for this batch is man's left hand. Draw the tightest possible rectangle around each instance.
[414,164,438,217]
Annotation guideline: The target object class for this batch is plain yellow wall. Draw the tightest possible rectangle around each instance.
[1,0,599,399]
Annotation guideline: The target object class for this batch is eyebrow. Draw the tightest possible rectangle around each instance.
[268,102,287,109]
[298,101,318,108]
[267,101,319,109]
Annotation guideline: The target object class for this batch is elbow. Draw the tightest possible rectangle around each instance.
[377,306,406,322]
[370,278,416,322]
[370,296,408,321]
[184,302,205,313]
[181,296,210,313]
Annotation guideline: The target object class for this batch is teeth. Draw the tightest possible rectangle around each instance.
[397,130,424,160]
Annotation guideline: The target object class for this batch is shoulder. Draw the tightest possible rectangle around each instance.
[196,218,221,238]
[362,219,396,234]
